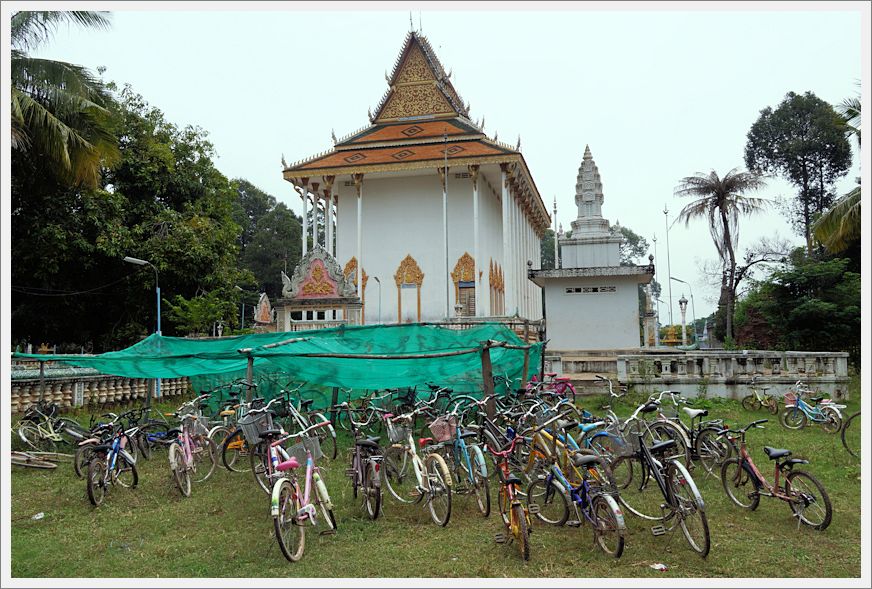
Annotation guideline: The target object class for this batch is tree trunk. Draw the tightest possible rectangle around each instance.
[802,166,812,254]
[720,207,737,343]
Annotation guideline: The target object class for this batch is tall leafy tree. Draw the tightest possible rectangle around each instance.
[232,179,276,250]
[744,91,852,253]
[241,204,303,299]
[613,224,649,266]
[674,168,768,342]
[540,229,557,269]
[11,10,118,187]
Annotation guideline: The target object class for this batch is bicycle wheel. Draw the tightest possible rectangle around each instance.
[221,428,249,473]
[780,407,807,430]
[720,458,760,510]
[74,444,96,479]
[86,456,107,507]
[425,453,452,527]
[609,454,636,490]
[113,452,139,489]
[249,441,271,494]
[842,411,860,459]
[18,423,56,453]
[615,457,663,521]
[362,460,382,520]
[312,413,338,460]
[192,437,218,483]
[820,407,842,434]
[741,395,761,412]
[694,427,732,476]
[764,396,779,415]
[785,470,832,530]
[511,503,531,561]
[668,461,710,557]
[136,431,152,461]
[526,477,569,526]
[274,479,306,562]
[169,443,191,497]
[592,494,625,558]
[382,445,416,503]
[468,446,491,517]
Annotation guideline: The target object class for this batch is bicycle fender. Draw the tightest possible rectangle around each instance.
[671,461,705,510]
[471,444,488,478]
[270,481,284,517]
[119,449,136,464]
[313,471,333,510]
[600,493,626,531]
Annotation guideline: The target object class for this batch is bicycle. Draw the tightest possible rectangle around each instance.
[484,412,566,561]
[780,382,844,433]
[380,405,453,526]
[841,411,860,459]
[167,394,218,497]
[720,419,832,530]
[423,402,491,517]
[525,419,626,558]
[336,402,383,520]
[278,386,338,461]
[741,376,778,414]
[267,422,337,562]
[85,422,139,507]
[610,431,710,557]
[650,391,729,476]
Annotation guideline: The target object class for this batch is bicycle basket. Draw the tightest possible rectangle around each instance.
[238,411,274,445]
[386,420,410,444]
[603,422,635,457]
[783,392,797,407]
[286,435,323,464]
[183,414,210,437]
[428,416,457,443]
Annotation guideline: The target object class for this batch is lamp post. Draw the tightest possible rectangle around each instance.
[678,294,688,346]
[124,256,160,405]
[663,206,674,326]
[670,276,698,344]
[235,285,245,329]
[372,276,382,324]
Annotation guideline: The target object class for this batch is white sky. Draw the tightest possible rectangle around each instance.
[21,3,867,323]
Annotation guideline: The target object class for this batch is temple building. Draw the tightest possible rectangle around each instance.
[529,146,654,350]
[281,31,549,326]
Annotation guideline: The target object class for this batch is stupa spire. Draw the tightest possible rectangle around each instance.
[570,145,610,237]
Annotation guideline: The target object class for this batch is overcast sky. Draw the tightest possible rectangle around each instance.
[26,4,865,323]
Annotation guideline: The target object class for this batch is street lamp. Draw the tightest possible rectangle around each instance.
[678,294,688,346]
[670,276,698,344]
[124,255,160,405]
[663,206,674,326]
[372,276,382,324]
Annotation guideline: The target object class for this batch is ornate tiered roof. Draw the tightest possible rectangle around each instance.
[282,31,549,231]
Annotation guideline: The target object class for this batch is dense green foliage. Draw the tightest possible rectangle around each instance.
[734,251,860,362]
[12,86,254,350]
[744,91,853,253]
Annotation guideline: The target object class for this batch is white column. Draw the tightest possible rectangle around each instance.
[313,195,319,248]
[441,167,449,318]
[333,181,340,257]
[471,166,481,317]
[300,182,309,256]
[354,174,363,302]
[500,165,512,316]
[326,191,333,256]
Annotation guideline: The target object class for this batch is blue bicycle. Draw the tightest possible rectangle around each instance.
[780,382,844,434]
[424,402,491,517]
[86,422,138,507]
[525,419,626,557]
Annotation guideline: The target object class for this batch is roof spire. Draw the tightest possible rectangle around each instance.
[583,144,592,159]
[409,12,414,32]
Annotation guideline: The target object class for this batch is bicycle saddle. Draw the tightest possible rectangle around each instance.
[648,438,676,454]
[300,399,314,410]
[545,372,557,378]
[764,447,791,460]
[641,402,659,413]
[259,428,284,439]
[277,457,300,472]
[503,473,524,486]
[355,437,381,448]
[571,453,603,468]
[459,430,478,440]
[809,396,825,403]
[556,419,579,431]
[682,407,709,419]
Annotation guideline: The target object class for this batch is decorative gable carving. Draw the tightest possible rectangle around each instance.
[281,245,356,299]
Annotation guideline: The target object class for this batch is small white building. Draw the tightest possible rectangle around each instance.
[529,147,653,351]
[281,32,550,326]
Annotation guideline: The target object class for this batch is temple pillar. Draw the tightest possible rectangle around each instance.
[438,166,449,318]
[299,177,309,256]
[311,182,320,248]
[353,173,364,313]
[323,175,334,255]
[500,164,514,316]
[470,165,481,317]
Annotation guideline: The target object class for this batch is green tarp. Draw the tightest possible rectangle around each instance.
[12,323,541,397]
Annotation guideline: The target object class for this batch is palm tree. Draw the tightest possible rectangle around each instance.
[814,94,860,253]
[11,11,118,187]
[675,169,768,342]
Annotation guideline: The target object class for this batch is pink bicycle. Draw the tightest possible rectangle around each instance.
[527,373,577,404]
[168,394,218,497]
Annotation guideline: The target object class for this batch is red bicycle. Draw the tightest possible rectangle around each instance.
[720,419,832,530]
[527,373,577,404]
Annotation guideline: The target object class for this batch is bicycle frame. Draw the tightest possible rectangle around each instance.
[728,435,790,500]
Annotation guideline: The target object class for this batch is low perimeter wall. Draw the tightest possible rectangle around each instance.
[10,364,191,413]
[616,350,851,400]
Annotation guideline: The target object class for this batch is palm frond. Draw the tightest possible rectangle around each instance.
[11,11,111,52]
[813,186,861,252]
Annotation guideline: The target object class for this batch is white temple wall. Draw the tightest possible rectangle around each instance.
[334,170,534,323]
[543,275,642,350]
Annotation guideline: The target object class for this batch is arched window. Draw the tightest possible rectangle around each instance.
[394,254,424,323]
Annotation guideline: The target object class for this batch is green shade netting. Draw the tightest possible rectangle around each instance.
[12,323,542,406]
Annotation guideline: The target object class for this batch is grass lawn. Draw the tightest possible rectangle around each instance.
[9,385,861,578]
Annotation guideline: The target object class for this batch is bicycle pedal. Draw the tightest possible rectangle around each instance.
[651,525,667,536]
[565,520,582,528]
[344,469,357,477]
[527,503,540,515]
[494,532,508,544]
